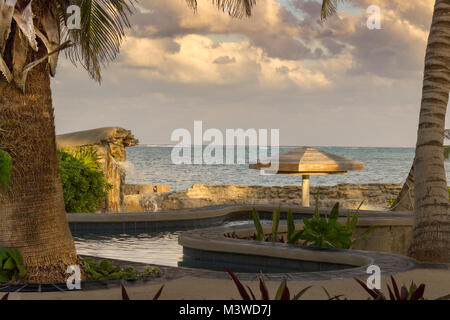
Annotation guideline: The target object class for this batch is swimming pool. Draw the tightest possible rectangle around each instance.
[73,220,265,267]
[69,204,414,274]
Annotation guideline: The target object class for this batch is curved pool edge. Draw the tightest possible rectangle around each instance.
[67,203,413,223]
[178,223,419,281]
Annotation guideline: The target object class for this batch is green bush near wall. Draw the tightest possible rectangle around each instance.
[58,148,112,213]
[445,146,450,160]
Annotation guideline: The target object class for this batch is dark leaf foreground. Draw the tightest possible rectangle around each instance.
[226,268,311,300]
[121,284,165,300]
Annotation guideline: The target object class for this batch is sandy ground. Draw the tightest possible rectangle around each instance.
[6,268,450,300]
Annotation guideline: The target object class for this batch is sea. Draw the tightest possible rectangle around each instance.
[123,146,450,190]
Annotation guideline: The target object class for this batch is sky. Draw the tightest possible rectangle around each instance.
[51,0,449,147]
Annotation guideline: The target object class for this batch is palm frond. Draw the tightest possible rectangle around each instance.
[186,0,256,18]
[321,0,348,20]
[55,0,135,82]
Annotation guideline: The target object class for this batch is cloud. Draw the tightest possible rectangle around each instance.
[51,0,448,148]
[213,56,236,64]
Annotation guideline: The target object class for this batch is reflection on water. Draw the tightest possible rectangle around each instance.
[74,220,258,267]
[74,231,183,267]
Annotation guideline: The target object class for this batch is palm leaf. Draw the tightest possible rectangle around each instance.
[186,0,256,18]
[321,0,349,20]
[56,0,135,82]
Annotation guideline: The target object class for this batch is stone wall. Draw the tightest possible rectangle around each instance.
[124,183,403,212]
[56,127,138,212]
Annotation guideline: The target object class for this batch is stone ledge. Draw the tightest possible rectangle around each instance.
[67,204,413,223]
[178,223,418,281]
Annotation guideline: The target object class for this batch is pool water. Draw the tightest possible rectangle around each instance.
[74,231,183,267]
[73,220,263,267]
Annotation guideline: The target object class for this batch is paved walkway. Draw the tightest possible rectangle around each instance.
[6,268,450,300]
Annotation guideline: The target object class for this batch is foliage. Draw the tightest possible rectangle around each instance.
[286,209,303,244]
[300,200,375,249]
[320,0,349,20]
[121,284,164,300]
[57,0,135,82]
[226,268,311,300]
[300,202,352,248]
[82,258,160,281]
[247,201,374,248]
[386,199,395,207]
[0,248,27,283]
[251,208,264,241]
[0,149,12,189]
[444,146,450,159]
[354,276,450,300]
[58,149,112,213]
[64,147,102,171]
[271,206,280,242]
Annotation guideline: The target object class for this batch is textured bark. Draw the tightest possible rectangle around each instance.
[0,24,78,282]
[391,162,415,212]
[408,0,450,263]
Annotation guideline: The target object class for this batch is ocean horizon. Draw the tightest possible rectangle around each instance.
[123,146,450,191]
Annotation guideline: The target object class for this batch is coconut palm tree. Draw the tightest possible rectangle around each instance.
[0,0,256,283]
[321,0,450,262]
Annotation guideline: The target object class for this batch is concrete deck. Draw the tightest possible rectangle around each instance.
[6,267,450,300]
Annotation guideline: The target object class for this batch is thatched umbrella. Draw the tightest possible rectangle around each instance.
[250,147,364,206]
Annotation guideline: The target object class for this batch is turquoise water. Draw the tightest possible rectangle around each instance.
[124,146,450,190]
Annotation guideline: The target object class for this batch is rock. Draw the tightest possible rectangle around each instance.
[56,127,138,212]
[123,183,403,212]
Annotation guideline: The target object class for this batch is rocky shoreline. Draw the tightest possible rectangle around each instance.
[123,183,403,212]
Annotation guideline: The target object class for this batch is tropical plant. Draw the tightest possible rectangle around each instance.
[0,0,257,284]
[354,276,450,300]
[0,247,27,283]
[226,268,311,300]
[286,209,303,244]
[82,257,160,281]
[322,1,450,262]
[444,146,450,160]
[251,208,264,241]
[271,206,280,242]
[121,283,164,300]
[300,202,352,248]
[0,149,11,189]
[300,200,374,249]
[63,146,102,171]
[58,149,112,213]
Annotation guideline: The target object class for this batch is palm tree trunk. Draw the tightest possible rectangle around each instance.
[391,162,415,212]
[0,46,78,283]
[408,0,450,263]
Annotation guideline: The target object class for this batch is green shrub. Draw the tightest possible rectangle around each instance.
[0,149,11,189]
[300,202,353,248]
[58,149,112,213]
[0,247,27,283]
[444,146,450,159]
[300,200,375,249]
[82,258,160,281]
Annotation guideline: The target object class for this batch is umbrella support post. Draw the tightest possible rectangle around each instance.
[302,175,310,207]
